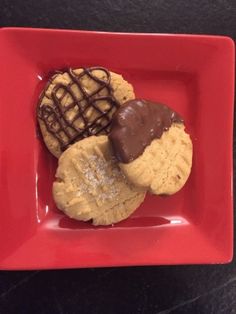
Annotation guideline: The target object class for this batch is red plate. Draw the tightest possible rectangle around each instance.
[0,28,234,269]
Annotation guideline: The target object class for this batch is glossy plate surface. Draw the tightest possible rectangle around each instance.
[0,28,234,269]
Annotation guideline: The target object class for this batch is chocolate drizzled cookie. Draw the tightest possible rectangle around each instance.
[37,67,135,157]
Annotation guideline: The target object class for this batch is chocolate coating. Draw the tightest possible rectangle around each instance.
[109,99,183,163]
[37,67,120,151]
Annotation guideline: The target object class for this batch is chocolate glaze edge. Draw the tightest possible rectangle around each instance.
[109,99,184,163]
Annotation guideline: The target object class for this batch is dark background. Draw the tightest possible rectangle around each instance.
[0,0,235,313]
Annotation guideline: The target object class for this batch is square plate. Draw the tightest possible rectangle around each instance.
[0,28,234,269]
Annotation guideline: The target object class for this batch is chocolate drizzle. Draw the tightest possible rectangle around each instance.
[37,67,120,151]
[109,99,183,163]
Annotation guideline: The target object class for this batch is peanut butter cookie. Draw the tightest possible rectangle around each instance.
[109,99,193,195]
[53,135,146,225]
[38,67,134,157]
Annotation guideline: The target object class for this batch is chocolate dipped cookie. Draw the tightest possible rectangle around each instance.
[109,99,193,195]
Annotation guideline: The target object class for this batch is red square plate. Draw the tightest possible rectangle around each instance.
[0,28,234,269]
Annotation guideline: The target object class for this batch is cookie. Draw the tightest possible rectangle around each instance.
[53,135,146,225]
[109,99,193,195]
[37,67,135,158]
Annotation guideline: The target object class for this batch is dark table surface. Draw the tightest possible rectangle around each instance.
[0,1,236,313]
